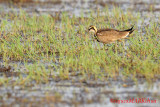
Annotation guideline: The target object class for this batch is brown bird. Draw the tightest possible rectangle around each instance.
[88,25,134,44]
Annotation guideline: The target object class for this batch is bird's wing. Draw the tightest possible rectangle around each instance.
[97,29,120,37]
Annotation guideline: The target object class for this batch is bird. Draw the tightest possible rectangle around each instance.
[88,25,134,44]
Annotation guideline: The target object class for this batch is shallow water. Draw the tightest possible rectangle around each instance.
[0,0,160,16]
[0,77,159,107]
[0,0,160,107]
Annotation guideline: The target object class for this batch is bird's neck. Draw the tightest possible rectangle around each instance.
[94,28,97,33]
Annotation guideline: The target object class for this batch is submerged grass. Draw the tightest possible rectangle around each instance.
[0,6,160,85]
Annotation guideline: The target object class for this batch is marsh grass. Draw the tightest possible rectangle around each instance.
[0,7,160,85]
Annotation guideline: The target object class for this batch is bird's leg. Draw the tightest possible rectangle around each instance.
[118,39,122,42]
[122,40,125,48]
[103,43,105,50]
[104,43,110,51]
[115,41,118,54]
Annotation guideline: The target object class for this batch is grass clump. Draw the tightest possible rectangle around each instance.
[0,7,159,85]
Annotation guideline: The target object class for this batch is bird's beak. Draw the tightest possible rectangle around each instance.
[88,28,91,32]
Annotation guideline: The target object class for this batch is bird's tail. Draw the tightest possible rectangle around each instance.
[124,26,134,34]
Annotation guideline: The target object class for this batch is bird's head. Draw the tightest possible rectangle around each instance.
[88,25,97,33]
